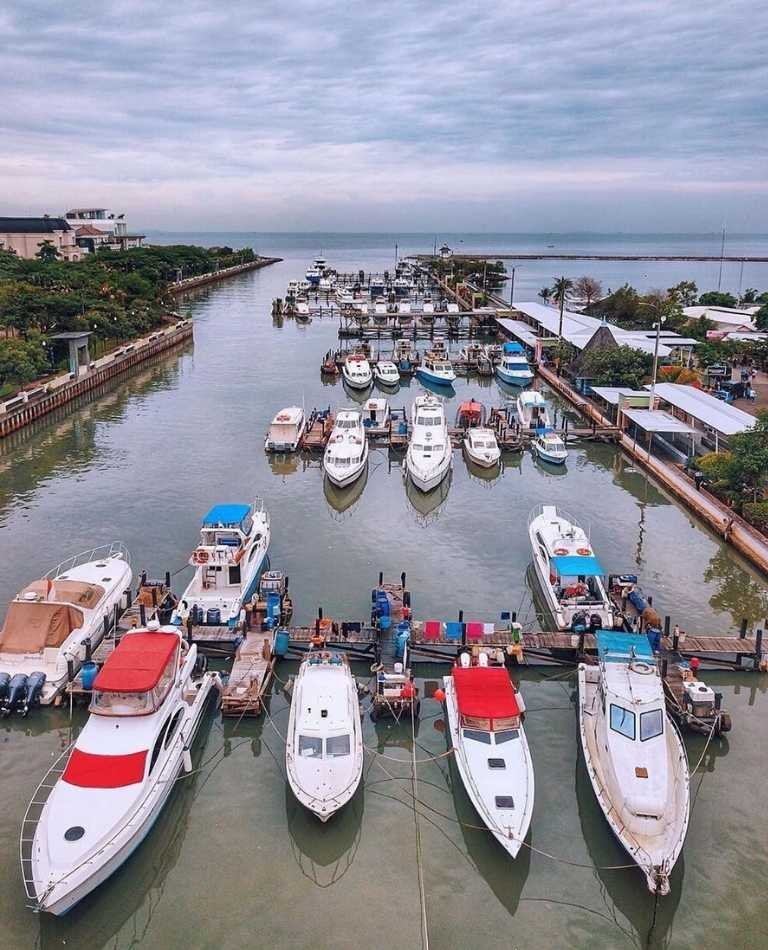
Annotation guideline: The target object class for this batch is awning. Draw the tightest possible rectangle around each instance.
[202,503,250,526]
[596,631,654,662]
[552,554,604,576]
[623,409,695,434]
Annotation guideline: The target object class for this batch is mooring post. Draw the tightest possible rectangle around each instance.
[151,586,158,607]
[141,569,147,588]
[318,607,323,621]
[139,603,147,626]
[755,628,763,663]
[124,588,132,609]
[165,570,171,590]
[84,638,92,661]
[672,629,679,650]
[379,571,384,587]
[661,657,668,678]
[714,692,722,711]
[113,602,120,632]
[103,614,110,638]
[740,618,748,639]
[664,616,671,637]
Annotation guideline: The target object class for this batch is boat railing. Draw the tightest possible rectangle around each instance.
[20,742,74,903]
[527,505,590,540]
[44,541,131,580]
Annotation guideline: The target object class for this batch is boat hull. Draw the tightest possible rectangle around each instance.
[464,443,501,469]
[342,369,372,389]
[324,459,367,488]
[415,368,456,387]
[577,664,690,895]
[496,368,533,386]
[407,453,451,492]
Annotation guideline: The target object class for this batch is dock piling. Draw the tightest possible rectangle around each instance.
[755,628,763,662]
[740,618,748,639]
[139,603,147,626]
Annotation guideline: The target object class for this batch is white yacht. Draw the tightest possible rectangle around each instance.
[578,633,690,895]
[528,505,615,631]
[464,428,501,468]
[286,652,363,821]
[173,501,270,628]
[374,361,400,387]
[323,410,368,488]
[406,394,452,492]
[22,623,219,914]
[496,342,534,385]
[416,352,456,387]
[342,354,373,390]
[516,391,550,429]
[0,544,132,711]
[531,429,568,465]
[264,406,306,452]
[444,654,534,859]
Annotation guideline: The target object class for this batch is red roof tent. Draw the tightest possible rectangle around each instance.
[453,666,519,720]
[94,632,178,693]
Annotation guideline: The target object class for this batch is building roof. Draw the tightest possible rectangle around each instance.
[74,224,108,237]
[622,408,695,434]
[648,383,755,436]
[684,305,757,324]
[590,387,650,406]
[0,216,71,233]
[495,318,539,347]
[51,331,93,340]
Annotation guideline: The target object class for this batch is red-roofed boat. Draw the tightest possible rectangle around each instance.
[443,655,534,858]
[21,624,220,915]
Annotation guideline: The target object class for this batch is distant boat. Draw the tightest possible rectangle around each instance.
[324,409,368,488]
[528,505,614,631]
[516,390,550,429]
[373,361,400,387]
[265,407,306,453]
[416,352,456,388]
[579,633,690,895]
[444,655,534,859]
[342,354,373,390]
[496,342,533,386]
[286,652,363,822]
[531,428,568,465]
[464,427,501,469]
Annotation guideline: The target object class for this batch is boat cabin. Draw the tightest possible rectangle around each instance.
[266,407,305,450]
[192,504,256,588]
[89,631,180,716]
[363,398,390,428]
[454,664,522,739]
[456,400,485,428]
[296,654,352,760]
[548,554,606,606]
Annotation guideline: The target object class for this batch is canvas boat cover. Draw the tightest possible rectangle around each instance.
[453,666,519,719]
[22,579,105,610]
[0,602,84,653]
[94,632,178,693]
[63,749,148,788]
[552,554,604,577]
[503,342,525,354]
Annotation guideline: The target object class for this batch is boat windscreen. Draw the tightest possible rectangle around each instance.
[0,601,84,653]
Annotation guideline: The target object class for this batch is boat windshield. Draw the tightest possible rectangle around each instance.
[336,419,358,429]
[640,708,664,741]
[90,690,156,716]
[298,735,323,757]
[416,415,441,425]
[297,734,351,757]
[326,734,351,757]
[610,703,636,740]
[504,360,529,370]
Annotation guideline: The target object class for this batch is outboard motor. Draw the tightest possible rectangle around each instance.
[571,610,587,634]
[0,672,10,705]
[589,613,603,632]
[22,671,47,716]
[3,673,28,715]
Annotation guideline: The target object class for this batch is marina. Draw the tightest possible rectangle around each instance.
[1,238,768,950]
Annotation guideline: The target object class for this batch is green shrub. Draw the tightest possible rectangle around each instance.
[743,501,768,532]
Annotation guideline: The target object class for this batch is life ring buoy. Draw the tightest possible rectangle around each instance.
[554,547,569,556]
[630,661,654,675]
[577,547,592,556]
[193,549,209,564]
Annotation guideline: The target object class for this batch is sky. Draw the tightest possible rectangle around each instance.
[1,0,767,232]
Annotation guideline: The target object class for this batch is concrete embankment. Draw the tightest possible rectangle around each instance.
[0,320,193,439]
[167,256,282,294]
[536,363,768,577]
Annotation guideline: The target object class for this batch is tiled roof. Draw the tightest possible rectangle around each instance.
[0,216,71,233]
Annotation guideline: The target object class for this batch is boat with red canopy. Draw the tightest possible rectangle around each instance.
[21,623,220,915]
[443,654,534,858]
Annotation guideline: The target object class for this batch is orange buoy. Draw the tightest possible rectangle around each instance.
[433,687,446,702]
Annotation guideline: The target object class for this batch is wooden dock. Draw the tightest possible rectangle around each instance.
[221,632,276,717]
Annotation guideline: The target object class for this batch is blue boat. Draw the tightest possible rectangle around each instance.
[495,342,533,385]
[416,353,456,388]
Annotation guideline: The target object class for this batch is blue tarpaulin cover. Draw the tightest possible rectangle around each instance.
[552,554,604,576]
[202,503,250,526]
[596,631,654,662]
[503,342,525,354]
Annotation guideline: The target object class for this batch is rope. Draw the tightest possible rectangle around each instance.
[410,699,430,950]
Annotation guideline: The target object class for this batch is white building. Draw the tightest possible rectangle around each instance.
[682,305,758,334]
[64,208,145,252]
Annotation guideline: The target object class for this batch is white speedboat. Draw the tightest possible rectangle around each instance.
[342,354,373,390]
[528,505,614,631]
[0,544,132,711]
[464,428,501,468]
[264,406,306,452]
[323,410,368,488]
[173,501,270,628]
[393,276,411,297]
[531,428,568,465]
[578,633,690,895]
[444,654,534,858]
[22,623,219,914]
[406,394,452,492]
[306,257,326,286]
[496,342,533,385]
[286,652,363,822]
[374,361,400,387]
[516,391,550,429]
[416,352,456,387]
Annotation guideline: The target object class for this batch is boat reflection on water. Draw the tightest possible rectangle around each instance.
[266,452,300,479]
[417,376,455,399]
[464,456,501,483]
[447,744,532,917]
[405,468,452,523]
[38,712,217,950]
[285,782,364,888]
[342,379,372,404]
[324,463,368,516]
[574,747,682,949]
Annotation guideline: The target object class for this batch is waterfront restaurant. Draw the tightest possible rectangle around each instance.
[645,382,755,453]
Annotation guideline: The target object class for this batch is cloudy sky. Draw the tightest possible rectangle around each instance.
[2,0,766,232]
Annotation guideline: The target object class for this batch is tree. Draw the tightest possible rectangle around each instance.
[585,284,641,326]
[755,303,768,331]
[686,314,715,340]
[552,276,573,374]
[668,280,698,307]
[726,410,768,503]
[0,335,50,387]
[35,240,60,262]
[580,345,653,389]
[538,286,551,302]
[573,276,602,307]
[741,288,758,304]
[698,291,737,308]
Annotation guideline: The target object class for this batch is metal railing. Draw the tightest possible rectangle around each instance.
[44,542,130,580]
[527,504,591,540]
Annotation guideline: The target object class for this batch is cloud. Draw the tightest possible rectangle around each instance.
[1,0,766,230]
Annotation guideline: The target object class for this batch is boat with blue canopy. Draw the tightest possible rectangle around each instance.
[495,342,533,385]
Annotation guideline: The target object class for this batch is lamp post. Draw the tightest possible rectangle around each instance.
[649,315,667,410]
[509,266,517,305]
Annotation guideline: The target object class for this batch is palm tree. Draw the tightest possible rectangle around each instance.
[538,286,551,302]
[552,276,573,375]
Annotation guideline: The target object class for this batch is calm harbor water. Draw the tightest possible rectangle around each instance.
[1,235,767,949]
